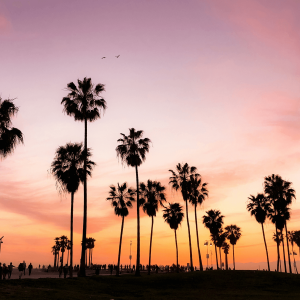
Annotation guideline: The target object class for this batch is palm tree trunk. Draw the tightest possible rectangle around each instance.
[219,247,222,269]
[53,253,56,267]
[194,205,203,271]
[185,200,193,271]
[117,216,125,276]
[214,244,219,269]
[80,117,88,277]
[148,216,154,275]
[135,165,140,276]
[284,222,292,273]
[282,232,287,273]
[261,223,270,271]
[61,251,64,268]
[174,229,179,273]
[233,245,235,270]
[67,250,69,266]
[225,253,228,270]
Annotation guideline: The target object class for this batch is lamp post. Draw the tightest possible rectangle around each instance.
[129,241,132,269]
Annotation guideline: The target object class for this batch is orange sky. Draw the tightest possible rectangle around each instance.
[1,0,300,270]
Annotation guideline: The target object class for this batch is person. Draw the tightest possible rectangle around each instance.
[63,264,68,279]
[0,263,2,280]
[23,261,26,275]
[39,264,40,269]
[58,265,62,278]
[8,263,14,279]
[18,262,24,279]
[2,264,8,280]
[28,263,33,276]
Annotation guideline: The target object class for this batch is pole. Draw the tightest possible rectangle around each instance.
[130,241,132,269]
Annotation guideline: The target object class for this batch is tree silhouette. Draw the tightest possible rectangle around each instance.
[225,225,241,270]
[264,174,295,273]
[51,143,95,277]
[163,203,184,272]
[272,231,283,272]
[187,174,208,271]
[222,242,230,270]
[62,77,106,276]
[116,128,151,276]
[203,209,224,269]
[216,229,227,269]
[59,235,68,267]
[247,193,271,271]
[107,182,135,276]
[293,230,300,272]
[140,180,166,275]
[288,231,298,274]
[0,97,23,159]
[169,163,199,271]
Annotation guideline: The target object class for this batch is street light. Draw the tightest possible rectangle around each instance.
[129,241,132,269]
[204,240,212,269]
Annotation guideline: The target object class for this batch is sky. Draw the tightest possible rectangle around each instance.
[1,0,300,270]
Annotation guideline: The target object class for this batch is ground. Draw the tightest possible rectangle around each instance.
[0,270,300,299]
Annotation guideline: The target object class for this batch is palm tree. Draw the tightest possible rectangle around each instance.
[54,237,60,268]
[203,209,224,269]
[273,232,283,272]
[264,174,295,273]
[140,180,166,275]
[293,231,300,271]
[59,235,68,267]
[188,174,208,271]
[51,246,56,267]
[116,128,151,276]
[163,203,184,272]
[51,143,95,277]
[288,231,298,274]
[222,242,230,270]
[169,163,199,271]
[247,194,271,271]
[216,229,227,269]
[62,77,106,276]
[0,97,23,159]
[225,225,241,270]
[107,182,135,276]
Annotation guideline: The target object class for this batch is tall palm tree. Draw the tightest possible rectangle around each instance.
[188,174,208,271]
[116,128,151,276]
[0,97,23,159]
[264,174,295,274]
[62,77,106,276]
[140,180,166,275]
[163,203,184,272]
[51,143,95,277]
[247,194,271,271]
[203,209,224,269]
[107,182,135,276]
[225,225,241,270]
[169,163,199,271]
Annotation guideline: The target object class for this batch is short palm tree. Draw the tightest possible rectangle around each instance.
[222,242,230,270]
[51,143,95,277]
[0,97,23,159]
[203,209,224,269]
[215,229,227,269]
[140,180,166,275]
[225,225,241,270]
[169,163,199,271]
[163,203,184,272]
[116,128,151,276]
[247,193,271,271]
[107,182,135,276]
[264,174,295,273]
[59,235,68,267]
[62,77,106,276]
[188,174,208,271]
[288,231,298,274]
[273,231,283,272]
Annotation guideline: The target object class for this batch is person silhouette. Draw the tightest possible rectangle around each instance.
[0,263,2,280]
[8,263,14,279]
[28,263,33,276]
[23,261,26,275]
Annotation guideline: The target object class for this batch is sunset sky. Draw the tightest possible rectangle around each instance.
[1,0,300,270]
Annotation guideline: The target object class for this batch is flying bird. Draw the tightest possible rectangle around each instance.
[115,55,120,58]
[0,236,3,252]
[102,57,106,59]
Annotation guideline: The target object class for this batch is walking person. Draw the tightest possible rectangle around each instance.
[0,263,3,280]
[18,262,24,279]
[23,261,26,275]
[8,263,14,279]
[2,264,8,280]
[28,263,33,276]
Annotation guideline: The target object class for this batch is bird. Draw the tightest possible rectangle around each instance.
[102,57,106,59]
[115,55,120,58]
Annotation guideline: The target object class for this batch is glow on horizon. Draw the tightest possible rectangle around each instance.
[1,0,300,270]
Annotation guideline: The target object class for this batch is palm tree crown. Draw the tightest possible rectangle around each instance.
[247,194,270,224]
[0,97,23,158]
[116,128,151,167]
[61,77,106,122]
[50,143,95,193]
[188,174,208,207]
[203,210,224,236]
[163,203,184,231]
[107,182,135,217]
